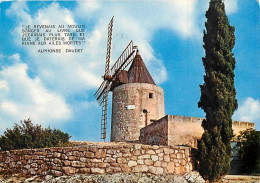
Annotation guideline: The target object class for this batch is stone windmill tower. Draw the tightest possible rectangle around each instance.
[111,51,165,142]
[95,17,165,142]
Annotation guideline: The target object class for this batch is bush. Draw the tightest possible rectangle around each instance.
[0,119,71,151]
[237,129,260,175]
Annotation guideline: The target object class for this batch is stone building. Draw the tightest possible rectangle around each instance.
[139,115,255,148]
[110,51,255,147]
[111,51,165,142]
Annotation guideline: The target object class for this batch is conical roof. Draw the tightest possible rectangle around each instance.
[128,50,156,85]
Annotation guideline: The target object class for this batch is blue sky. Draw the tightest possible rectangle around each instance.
[0,0,259,141]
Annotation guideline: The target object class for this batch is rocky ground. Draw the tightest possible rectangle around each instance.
[1,172,260,183]
[222,175,260,183]
[0,172,205,183]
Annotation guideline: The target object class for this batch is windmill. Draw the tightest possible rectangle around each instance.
[94,17,138,141]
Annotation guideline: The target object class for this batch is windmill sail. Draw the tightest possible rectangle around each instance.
[105,16,114,76]
[94,17,138,141]
[94,80,107,104]
[110,41,136,78]
[101,82,109,140]
[97,17,114,141]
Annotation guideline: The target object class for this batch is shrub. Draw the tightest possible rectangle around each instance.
[0,119,71,151]
[237,129,260,175]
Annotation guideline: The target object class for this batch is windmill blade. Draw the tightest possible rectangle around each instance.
[94,80,107,103]
[95,80,113,105]
[110,40,137,78]
[105,16,114,76]
[95,17,114,105]
[100,82,110,141]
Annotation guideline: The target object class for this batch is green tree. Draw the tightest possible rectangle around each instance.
[237,129,260,175]
[198,0,237,181]
[0,119,71,151]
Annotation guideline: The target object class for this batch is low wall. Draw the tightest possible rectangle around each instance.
[140,115,204,147]
[167,115,204,148]
[0,142,194,177]
[140,116,168,146]
[140,115,255,148]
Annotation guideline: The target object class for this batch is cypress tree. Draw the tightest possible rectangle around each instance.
[198,0,237,182]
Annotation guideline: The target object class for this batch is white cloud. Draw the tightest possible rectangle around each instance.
[74,0,204,84]
[7,2,102,95]
[8,53,21,63]
[224,0,238,14]
[6,1,31,22]
[0,0,12,3]
[7,0,185,95]
[0,60,72,130]
[76,0,200,38]
[75,0,100,17]
[202,0,238,15]
[0,80,9,91]
[233,97,260,124]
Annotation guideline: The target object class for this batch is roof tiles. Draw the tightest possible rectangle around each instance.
[127,51,156,85]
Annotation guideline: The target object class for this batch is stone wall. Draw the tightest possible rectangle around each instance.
[0,142,193,177]
[140,115,255,148]
[232,121,255,136]
[140,116,168,146]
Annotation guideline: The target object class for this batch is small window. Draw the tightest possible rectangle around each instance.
[149,93,153,99]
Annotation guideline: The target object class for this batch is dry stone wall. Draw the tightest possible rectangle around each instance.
[0,142,193,177]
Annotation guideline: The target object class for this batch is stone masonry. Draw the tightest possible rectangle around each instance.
[0,142,193,177]
[140,115,255,148]
[111,83,165,142]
